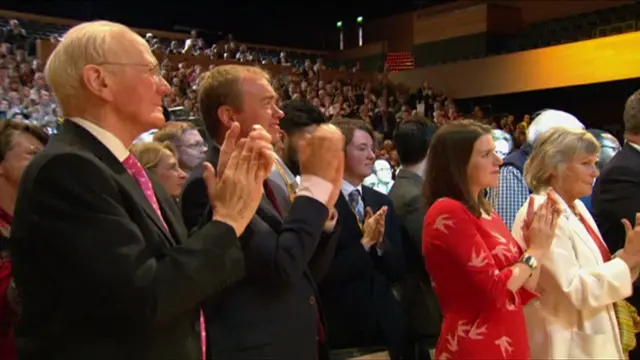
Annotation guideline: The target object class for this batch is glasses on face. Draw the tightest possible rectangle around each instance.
[97,62,163,80]
[181,141,207,151]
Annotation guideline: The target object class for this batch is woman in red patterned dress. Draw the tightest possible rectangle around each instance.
[0,120,48,360]
[421,120,561,359]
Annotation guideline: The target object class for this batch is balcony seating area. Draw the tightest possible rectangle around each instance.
[385,52,415,72]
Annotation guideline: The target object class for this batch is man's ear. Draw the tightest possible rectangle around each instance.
[217,105,236,130]
[278,129,287,144]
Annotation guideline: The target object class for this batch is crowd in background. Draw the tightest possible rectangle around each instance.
[4,14,640,360]
[0,17,549,173]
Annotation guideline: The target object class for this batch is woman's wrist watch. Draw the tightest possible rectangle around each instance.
[520,253,539,271]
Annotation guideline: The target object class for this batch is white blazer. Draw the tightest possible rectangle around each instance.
[512,191,632,359]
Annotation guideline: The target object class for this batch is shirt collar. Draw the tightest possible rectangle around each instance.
[628,141,640,153]
[341,180,362,199]
[68,117,130,162]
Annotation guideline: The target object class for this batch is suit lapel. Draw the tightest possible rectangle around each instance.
[256,192,283,232]
[62,121,174,244]
[337,193,363,237]
[552,192,604,265]
[268,170,292,216]
[114,169,175,242]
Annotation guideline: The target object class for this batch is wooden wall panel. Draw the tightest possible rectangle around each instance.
[413,4,489,45]
[391,30,640,99]
[332,41,386,60]
[512,0,632,24]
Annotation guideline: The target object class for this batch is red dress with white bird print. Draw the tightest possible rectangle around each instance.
[423,198,537,359]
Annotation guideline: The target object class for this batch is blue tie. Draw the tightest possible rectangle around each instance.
[348,189,364,225]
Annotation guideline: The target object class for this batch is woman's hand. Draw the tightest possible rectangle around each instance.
[618,213,640,270]
[523,190,562,258]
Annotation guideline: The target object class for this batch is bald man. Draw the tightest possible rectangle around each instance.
[10,21,274,360]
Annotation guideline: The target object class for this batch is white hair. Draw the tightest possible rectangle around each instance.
[526,109,584,144]
[44,20,137,115]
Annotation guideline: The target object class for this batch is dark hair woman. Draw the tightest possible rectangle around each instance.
[421,120,560,359]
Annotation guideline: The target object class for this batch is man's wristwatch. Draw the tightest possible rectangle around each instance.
[520,253,539,271]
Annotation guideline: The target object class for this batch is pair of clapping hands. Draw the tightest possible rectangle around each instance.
[520,189,563,258]
[361,207,388,250]
[204,123,346,236]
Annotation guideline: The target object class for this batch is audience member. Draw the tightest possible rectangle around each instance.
[130,141,187,201]
[9,21,273,360]
[0,120,48,360]
[321,118,409,359]
[389,119,440,359]
[185,64,344,360]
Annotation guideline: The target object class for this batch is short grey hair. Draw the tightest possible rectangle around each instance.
[624,89,640,135]
[44,20,139,115]
[524,127,600,193]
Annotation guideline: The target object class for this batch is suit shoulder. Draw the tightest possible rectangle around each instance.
[389,179,421,201]
[363,185,393,205]
[23,149,109,184]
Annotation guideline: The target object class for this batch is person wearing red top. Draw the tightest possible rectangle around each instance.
[421,120,560,359]
[0,120,49,360]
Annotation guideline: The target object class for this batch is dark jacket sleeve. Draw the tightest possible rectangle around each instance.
[373,200,407,283]
[237,196,330,286]
[594,164,640,253]
[11,153,245,328]
[180,173,209,234]
[307,219,341,283]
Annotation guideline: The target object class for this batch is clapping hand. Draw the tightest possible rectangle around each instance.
[204,124,275,236]
[521,189,562,257]
[298,124,346,209]
[619,213,640,270]
[361,206,387,250]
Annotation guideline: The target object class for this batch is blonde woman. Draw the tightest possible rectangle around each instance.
[513,127,640,359]
[130,141,187,201]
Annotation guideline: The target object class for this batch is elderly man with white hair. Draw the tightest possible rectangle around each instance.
[9,21,277,360]
[488,109,585,230]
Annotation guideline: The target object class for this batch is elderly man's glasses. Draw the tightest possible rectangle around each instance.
[97,62,162,79]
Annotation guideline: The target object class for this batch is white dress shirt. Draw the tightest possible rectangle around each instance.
[69,118,129,161]
[341,180,383,253]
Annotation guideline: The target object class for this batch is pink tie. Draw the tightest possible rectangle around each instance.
[122,154,166,228]
[122,154,207,360]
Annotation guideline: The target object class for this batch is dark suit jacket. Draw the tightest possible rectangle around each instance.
[9,121,245,360]
[593,143,640,307]
[320,185,407,351]
[388,169,442,343]
[181,145,220,233]
[185,149,340,360]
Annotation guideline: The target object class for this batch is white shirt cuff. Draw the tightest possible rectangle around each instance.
[297,174,332,207]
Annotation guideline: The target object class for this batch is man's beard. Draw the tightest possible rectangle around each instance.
[283,142,301,176]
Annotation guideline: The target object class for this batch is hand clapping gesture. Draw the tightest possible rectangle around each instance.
[618,213,640,270]
[361,206,387,250]
[522,189,562,258]
[204,123,275,236]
